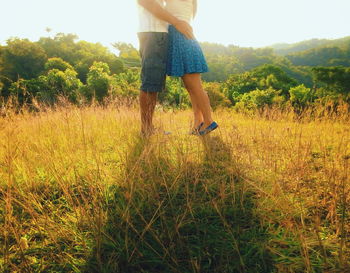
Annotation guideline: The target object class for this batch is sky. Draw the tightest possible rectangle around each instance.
[0,0,349,51]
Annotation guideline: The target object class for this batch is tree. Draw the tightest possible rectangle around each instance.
[222,64,297,105]
[287,46,348,66]
[312,66,350,102]
[86,62,111,102]
[112,42,140,67]
[289,84,315,109]
[158,77,190,108]
[38,33,79,63]
[38,34,124,83]
[2,38,47,80]
[9,77,48,104]
[234,87,284,111]
[38,68,82,103]
[1,38,47,98]
[45,57,73,72]
[250,64,298,96]
[222,72,258,105]
[202,82,231,109]
[0,45,4,96]
[110,69,140,98]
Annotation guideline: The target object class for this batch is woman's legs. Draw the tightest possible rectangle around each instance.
[182,73,214,129]
[187,90,204,128]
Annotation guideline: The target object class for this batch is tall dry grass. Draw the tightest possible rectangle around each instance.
[0,96,349,272]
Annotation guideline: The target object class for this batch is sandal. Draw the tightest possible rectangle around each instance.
[198,121,218,136]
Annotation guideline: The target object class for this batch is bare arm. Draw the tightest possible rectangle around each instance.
[138,0,194,39]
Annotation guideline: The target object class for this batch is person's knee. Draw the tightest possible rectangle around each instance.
[140,90,158,99]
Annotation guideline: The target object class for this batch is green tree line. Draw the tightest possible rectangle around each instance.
[0,33,349,111]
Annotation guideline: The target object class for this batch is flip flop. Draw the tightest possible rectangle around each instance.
[198,121,218,136]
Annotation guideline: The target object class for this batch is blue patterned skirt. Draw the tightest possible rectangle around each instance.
[166,25,209,77]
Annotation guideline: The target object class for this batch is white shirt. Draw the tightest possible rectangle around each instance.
[138,0,168,33]
[165,0,193,24]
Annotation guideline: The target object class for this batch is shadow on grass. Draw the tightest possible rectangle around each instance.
[84,134,273,273]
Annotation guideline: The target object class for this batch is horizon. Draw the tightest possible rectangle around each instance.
[1,32,348,52]
[1,0,350,50]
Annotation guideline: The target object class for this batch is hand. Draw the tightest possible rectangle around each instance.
[173,20,195,40]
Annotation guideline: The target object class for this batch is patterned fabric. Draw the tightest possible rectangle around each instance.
[166,25,209,77]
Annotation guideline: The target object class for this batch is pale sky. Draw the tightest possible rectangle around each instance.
[1,0,349,51]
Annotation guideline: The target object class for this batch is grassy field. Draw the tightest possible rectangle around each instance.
[0,98,349,272]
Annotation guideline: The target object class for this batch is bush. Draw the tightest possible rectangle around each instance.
[86,62,111,102]
[158,77,190,108]
[203,82,231,110]
[45,57,73,72]
[235,87,284,111]
[289,84,315,109]
[110,69,140,99]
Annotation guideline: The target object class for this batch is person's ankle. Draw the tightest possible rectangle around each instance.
[194,121,204,128]
[141,125,154,133]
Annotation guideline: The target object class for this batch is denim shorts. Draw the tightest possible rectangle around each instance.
[138,32,168,92]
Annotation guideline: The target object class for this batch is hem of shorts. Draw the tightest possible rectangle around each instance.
[140,85,164,92]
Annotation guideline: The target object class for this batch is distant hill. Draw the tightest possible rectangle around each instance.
[268,36,350,55]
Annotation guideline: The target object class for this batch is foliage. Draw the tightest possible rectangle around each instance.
[38,33,124,82]
[222,72,257,104]
[44,68,82,103]
[112,42,141,67]
[234,87,284,111]
[110,69,140,98]
[85,61,111,102]
[45,57,73,72]
[9,66,82,104]
[1,38,47,81]
[202,82,231,110]
[9,77,47,104]
[250,64,298,95]
[203,55,240,82]
[1,33,350,111]
[289,84,316,109]
[200,42,277,82]
[158,77,190,108]
[271,38,341,56]
[287,45,350,67]
[222,64,297,105]
[312,66,350,98]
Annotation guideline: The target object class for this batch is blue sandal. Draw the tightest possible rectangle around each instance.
[198,121,218,136]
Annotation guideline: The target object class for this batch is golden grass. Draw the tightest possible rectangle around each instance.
[0,98,349,272]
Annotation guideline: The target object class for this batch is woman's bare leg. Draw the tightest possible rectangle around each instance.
[187,90,204,128]
[182,73,214,129]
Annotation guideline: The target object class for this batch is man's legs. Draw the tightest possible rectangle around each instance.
[138,32,168,136]
[140,90,157,135]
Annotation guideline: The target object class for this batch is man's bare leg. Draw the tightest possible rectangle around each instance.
[140,90,157,136]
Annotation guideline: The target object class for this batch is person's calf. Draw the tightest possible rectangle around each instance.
[139,90,157,135]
